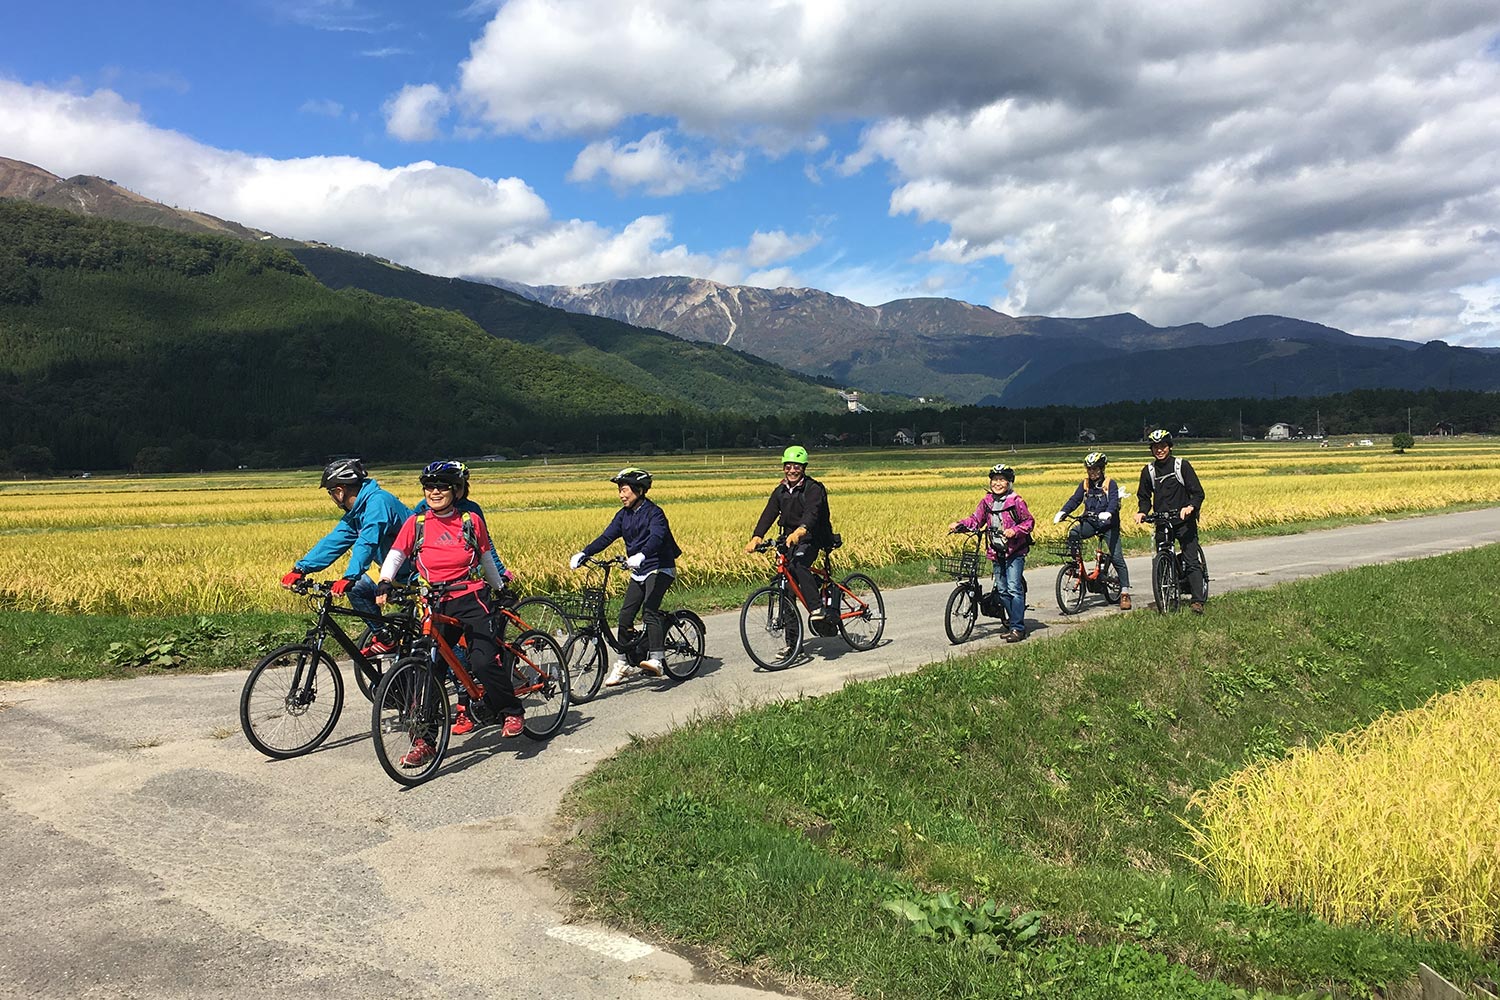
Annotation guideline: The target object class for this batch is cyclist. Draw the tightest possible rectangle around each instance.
[281,458,411,640]
[412,460,512,590]
[1052,452,1132,610]
[1134,429,1207,613]
[744,445,834,624]
[949,464,1034,642]
[374,461,523,765]
[569,468,682,687]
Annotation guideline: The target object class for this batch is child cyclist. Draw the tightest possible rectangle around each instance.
[1052,451,1132,610]
[569,468,682,687]
[948,464,1035,642]
[375,461,523,767]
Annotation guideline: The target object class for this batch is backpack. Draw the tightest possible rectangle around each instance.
[411,510,481,582]
[1146,457,1183,491]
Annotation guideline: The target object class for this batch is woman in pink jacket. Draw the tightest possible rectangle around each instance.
[948,464,1034,642]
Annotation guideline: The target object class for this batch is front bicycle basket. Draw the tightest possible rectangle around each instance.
[555,585,605,623]
[937,549,982,579]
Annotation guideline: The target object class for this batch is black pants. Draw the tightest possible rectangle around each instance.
[619,572,673,652]
[788,543,822,611]
[439,589,522,719]
[1169,519,1208,604]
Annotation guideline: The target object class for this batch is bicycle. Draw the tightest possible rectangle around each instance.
[370,580,569,786]
[1141,512,1209,613]
[739,534,885,669]
[940,526,1026,644]
[1053,514,1123,615]
[239,577,419,760]
[557,555,706,702]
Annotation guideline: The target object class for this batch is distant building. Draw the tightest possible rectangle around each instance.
[1265,422,1295,441]
[920,431,944,446]
[1431,420,1455,436]
[1078,428,1097,443]
[893,428,916,446]
[837,390,871,414]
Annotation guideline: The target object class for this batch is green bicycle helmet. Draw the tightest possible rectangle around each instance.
[781,445,809,465]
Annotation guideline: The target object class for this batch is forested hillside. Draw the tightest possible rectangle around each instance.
[0,202,689,470]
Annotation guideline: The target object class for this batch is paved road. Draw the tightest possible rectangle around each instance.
[4,508,1499,999]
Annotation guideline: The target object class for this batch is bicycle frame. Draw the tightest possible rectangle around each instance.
[1061,515,1111,589]
[407,585,555,704]
[761,541,870,628]
[293,579,414,688]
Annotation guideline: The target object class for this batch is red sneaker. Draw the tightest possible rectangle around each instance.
[451,705,475,736]
[500,715,524,738]
[399,738,435,769]
[360,632,395,658]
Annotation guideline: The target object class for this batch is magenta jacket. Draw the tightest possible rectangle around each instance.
[957,490,1035,560]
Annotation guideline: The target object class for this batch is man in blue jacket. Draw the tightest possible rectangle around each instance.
[282,459,411,628]
[570,467,682,686]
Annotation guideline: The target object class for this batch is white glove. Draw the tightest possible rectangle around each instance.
[569,552,586,571]
[625,552,645,570]
[1052,511,1065,524]
[1098,511,1112,523]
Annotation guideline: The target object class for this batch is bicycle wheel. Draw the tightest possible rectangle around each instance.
[836,574,885,651]
[1054,563,1086,615]
[349,626,383,702]
[562,631,606,703]
[739,586,801,670]
[1152,552,1181,614]
[1102,560,1123,605]
[513,630,569,739]
[240,644,344,759]
[512,596,575,646]
[372,657,450,786]
[943,583,978,645]
[662,610,706,681]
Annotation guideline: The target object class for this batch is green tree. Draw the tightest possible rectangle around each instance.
[1392,432,1415,453]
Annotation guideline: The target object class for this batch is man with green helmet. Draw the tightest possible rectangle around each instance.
[745,445,834,621]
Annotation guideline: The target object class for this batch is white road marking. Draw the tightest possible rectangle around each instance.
[546,924,656,961]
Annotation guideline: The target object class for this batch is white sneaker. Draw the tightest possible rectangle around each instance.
[638,657,664,677]
[604,660,639,687]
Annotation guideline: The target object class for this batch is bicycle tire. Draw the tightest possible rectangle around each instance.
[1054,563,1087,615]
[512,596,575,646]
[739,586,801,670]
[662,610,706,681]
[371,657,450,786]
[562,631,606,703]
[1152,552,1181,614]
[836,574,885,651]
[240,643,344,759]
[943,584,978,645]
[513,629,569,739]
[1102,559,1123,605]
[349,626,382,702]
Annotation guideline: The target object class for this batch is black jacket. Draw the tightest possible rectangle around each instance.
[1137,456,1205,519]
[752,476,833,546]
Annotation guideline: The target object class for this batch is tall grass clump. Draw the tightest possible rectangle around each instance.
[1186,680,1500,947]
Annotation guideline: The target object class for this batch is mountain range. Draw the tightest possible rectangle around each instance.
[4,154,1499,409]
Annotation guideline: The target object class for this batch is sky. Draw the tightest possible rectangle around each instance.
[2,0,1499,345]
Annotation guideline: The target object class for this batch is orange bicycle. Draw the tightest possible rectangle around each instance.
[1053,513,1123,614]
[370,581,568,786]
[738,534,885,670]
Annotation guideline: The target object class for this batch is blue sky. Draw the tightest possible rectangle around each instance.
[2,0,1499,344]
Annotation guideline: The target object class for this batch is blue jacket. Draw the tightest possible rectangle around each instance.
[1060,476,1121,522]
[581,497,681,575]
[296,478,411,579]
[412,497,507,577]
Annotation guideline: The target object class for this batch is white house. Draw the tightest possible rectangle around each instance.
[1265,422,1294,440]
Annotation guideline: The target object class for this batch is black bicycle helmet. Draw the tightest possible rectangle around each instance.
[420,459,465,490]
[988,463,1015,481]
[1147,429,1173,447]
[320,457,366,489]
[610,467,652,493]
[1084,451,1107,470]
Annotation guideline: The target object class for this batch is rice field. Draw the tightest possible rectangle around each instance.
[3,437,1498,615]
[1184,679,1500,947]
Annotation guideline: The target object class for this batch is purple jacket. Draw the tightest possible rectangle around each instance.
[957,490,1035,560]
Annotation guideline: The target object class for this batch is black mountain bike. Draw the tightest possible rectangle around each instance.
[240,578,419,759]
[941,526,1025,644]
[559,555,706,702]
[1142,512,1209,613]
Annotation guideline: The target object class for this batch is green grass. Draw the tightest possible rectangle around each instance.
[563,546,1500,999]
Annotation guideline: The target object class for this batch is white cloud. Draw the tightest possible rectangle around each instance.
[442,0,1500,343]
[567,130,744,195]
[299,98,344,117]
[0,79,808,290]
[744,229,820,268]
[383,83,450,141]
[361,47,411,58]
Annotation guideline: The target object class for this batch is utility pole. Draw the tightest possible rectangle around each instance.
[1023,419,1027,446]
[1407,407,1412,436]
